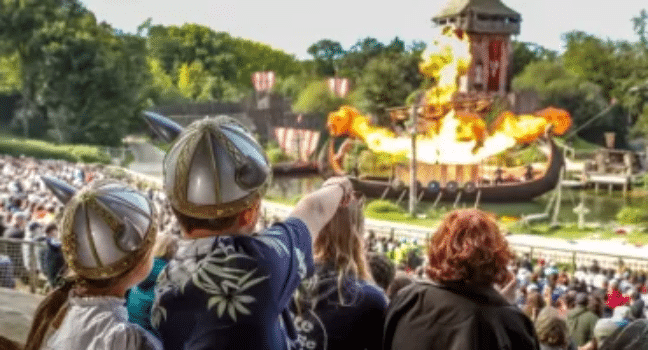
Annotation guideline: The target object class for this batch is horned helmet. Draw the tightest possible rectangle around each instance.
[144,112,271,219]
[42,176,156,280]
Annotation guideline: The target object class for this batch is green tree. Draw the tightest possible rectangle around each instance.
[230,38,301,89]
[339,37,385,78]
[633,9,648,45]
[147,23,237,81]
[354,52,423,123]
[562,31,617,97]
[0,53,21,93]
[510,41,556,78]
[0,0,150,145]
[307,39,344,76]
[513,60,618,144]
[293,80,346,115]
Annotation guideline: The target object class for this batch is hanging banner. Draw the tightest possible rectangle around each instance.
[488,39,502,92]
[327,77,350,98]
[252,71,276,92]
[274,127,321,161]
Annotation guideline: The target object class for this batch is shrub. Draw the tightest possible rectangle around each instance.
[0,137,111,164]
[266,147,294,164]
[616,206,648,224]
[366,199,404,214]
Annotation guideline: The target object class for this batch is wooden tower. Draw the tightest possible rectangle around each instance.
[433,0,521,96]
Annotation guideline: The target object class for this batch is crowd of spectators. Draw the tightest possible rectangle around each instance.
[2,154,648,349]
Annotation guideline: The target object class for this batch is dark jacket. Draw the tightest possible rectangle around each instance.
[384,280,539,350]
[566,305,598,346]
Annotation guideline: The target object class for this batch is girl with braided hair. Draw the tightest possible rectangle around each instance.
[24,177,161,350]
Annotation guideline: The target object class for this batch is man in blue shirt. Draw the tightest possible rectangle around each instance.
[147,114,352,349]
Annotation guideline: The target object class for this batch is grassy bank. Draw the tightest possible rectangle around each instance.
[0,136,111,164]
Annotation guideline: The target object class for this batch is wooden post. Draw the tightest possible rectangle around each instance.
[409,105,418,217]
[551,167,564,227]
[28,242,37,294]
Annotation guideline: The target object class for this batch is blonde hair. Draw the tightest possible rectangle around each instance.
[153,233,179,260]
[313,196,371,283]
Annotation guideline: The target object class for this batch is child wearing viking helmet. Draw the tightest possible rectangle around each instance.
[24,177,162,350]
[144,113,353,349]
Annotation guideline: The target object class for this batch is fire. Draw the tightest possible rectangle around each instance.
[327,105,571,165]
[326,25,573,165]
[420,27,471,108]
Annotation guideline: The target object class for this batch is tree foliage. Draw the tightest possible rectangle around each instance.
[0,0,149,145]
[354,52,423,123]
[293,80,347,114]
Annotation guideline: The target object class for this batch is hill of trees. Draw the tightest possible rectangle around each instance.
[0,0,646,148]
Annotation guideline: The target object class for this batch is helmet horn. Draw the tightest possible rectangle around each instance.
[41,176,77,204]
[143,111,184,143]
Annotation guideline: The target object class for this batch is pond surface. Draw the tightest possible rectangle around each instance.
[268,175,647,222]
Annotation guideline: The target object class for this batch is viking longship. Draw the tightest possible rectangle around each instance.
[270,126,321,176]
[319,131,564,203]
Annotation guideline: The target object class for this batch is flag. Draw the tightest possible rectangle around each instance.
[274,127,321,161]
[327,77,350,98]
[252,71,276,92]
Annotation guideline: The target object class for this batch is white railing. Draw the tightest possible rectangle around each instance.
[0,238,47,294]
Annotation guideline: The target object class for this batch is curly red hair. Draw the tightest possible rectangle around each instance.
[427,209,513,286]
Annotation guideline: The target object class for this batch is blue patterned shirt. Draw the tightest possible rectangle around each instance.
[152,218,314,350]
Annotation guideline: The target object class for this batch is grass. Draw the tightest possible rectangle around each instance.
[508,221,648,245]
[364,210,441,228]
[265,194,648,244]
[0,135,111,164]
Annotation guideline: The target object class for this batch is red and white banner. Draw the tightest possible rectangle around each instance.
[327,77,350,98]
[487,39,502,92]
[274,127,321,161]
[252,71,276,92]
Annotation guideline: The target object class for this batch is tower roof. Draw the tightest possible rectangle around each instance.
[433,0,521,35]
[435,0,520,18]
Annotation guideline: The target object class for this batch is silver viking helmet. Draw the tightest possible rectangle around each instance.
[144,112,271,219]
[42,176,156,280]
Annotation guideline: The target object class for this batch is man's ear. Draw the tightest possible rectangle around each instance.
[238,199,261,228]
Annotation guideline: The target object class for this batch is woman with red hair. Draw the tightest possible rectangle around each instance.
[384,209,539,350]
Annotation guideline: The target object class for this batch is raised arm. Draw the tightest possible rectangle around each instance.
[289,176,352,236]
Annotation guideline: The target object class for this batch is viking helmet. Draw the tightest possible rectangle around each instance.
[145,112,271,219]
[42,176,156,280]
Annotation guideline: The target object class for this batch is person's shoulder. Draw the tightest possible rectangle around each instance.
[357,281,388,308]
[107,322,162,349]
[275,217,309,233]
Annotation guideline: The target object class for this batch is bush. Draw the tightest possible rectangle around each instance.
[0,137,111,164]
[266,146,294,164]
[366,199,404,214]
[616,206,648,224]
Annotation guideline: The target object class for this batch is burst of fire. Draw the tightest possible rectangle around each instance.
[326,26,572,165]
[419,26,472,109]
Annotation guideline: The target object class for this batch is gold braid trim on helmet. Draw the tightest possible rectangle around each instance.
[60,181,157,280]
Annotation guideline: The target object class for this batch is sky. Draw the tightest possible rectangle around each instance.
[81,0,646,59]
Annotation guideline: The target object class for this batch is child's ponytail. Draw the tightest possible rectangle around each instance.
[24,279,75,350]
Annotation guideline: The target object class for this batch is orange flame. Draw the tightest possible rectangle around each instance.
[419,27,471,108]
[326,25,572,165]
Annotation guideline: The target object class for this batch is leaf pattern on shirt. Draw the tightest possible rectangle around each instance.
[296,248,307,280]
[254,228,290,257]
[152,239,270,326]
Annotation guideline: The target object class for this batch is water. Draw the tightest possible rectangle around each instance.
[269,175,647,222]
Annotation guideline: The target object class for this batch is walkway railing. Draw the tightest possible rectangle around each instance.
[0,238,46,294]
[263,201,648,271]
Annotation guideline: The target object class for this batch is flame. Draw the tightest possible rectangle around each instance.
[419,27,471,108]
[327,106,571,165]
[325,25,573,166]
